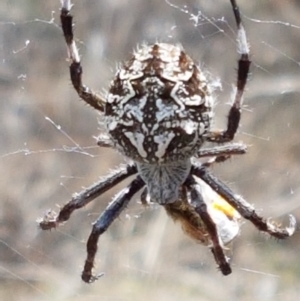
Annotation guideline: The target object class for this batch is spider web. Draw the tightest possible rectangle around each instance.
[1,0,299,300]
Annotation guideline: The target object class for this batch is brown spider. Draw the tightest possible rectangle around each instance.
[38,0,296,283]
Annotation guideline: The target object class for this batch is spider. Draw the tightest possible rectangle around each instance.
[38,0,296,283]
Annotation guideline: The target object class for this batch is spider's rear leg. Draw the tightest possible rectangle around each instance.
[207,0,251,143]
[185,175,232,275]
[60,0,105,111]
[192,164,296,239]
[82,176,145,283]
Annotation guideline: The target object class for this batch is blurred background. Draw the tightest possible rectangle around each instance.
[1,0,300,300]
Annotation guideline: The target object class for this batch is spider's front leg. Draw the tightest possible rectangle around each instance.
[207,0,251,143]
[82,176,145,283]
[184,175,232,275]
[192,164,296,239]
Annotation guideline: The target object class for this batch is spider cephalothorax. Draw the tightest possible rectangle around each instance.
[38,0,295,283]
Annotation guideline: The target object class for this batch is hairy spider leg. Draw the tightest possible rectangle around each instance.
[39,163,138,230]
[82,176,145,283]
[184,176,232,275]
[192,164,296,239]
[195,142,247,159]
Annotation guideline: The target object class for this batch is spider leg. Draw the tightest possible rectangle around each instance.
[82,176,145,283]
[196,142,247,158]
[60,0,105,111]
[195,142,247,168]
[207,0,251,143]
[184,175,232,275]
[191,164,296,239]
[38,163,138,230]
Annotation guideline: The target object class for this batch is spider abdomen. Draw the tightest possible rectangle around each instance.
[105,43,213,164]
